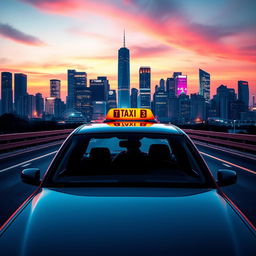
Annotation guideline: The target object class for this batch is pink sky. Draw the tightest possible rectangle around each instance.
[0,0,255,104]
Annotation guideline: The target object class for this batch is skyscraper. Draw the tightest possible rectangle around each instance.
[139,67,151,108]
[213,84,237,120]
[166,78,175,96]
[159,79,165,91]
[67,69,76,109]
[118,31,130,108]
[98,76,110,91]
[1,72,13,114]
[14,73,27,114]
[22,94,36,119]
[45,97,55,115]
[167,95,178,122]
[178,94,190,124]
[50,79,61,98]
[73,72,92,121]
[90,77,109,101]
[153,87,168,122]
[199,69,210,101]
[130,88,138,108]
[238,81,249,109]
[54,98,65,119]
[190,93,206,122]
[107,90,117,110]
[175,75,187,96]
[35,93,44,118]
[173,72,182,79]
[92,101,107,121]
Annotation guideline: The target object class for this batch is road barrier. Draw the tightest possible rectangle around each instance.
[0,128,255,154]
[0,129,73,152]
[183,129,256,153]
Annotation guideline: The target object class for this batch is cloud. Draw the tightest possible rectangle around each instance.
[71,44,172,60]
[19,0,256,62]
[0,68,49,75]
[0,23,45,46]
[0,60,88,73]
[68,28,114,43]
[132,45,173,58]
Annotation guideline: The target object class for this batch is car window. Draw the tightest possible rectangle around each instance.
[85,137,171,154]
[49,133,207,186]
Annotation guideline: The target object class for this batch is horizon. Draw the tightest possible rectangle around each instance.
[0,0,255,102]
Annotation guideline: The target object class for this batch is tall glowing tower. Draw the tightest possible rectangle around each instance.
[118,30,130,108]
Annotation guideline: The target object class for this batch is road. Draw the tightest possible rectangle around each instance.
[0,141,255,228]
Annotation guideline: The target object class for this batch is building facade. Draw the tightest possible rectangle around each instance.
[238,80,249,110]
[14,73,27,115]
[67,69,76,109]
[35,93,44,118]
[73,72,92,121]
[199,69,210,101]
[50,79,61,98]
[153,89,168,122]
[21,94,36,118]
[130,88,138,108]
[45,97,55,115]
[178,94,190,124]
[159,78,165,91]
[54,98,65,119]
[107,90,117,111]
[175,75,187,96]
[166,78,175,97]
[1,72,13,114]
[190,93,206,122]
[92,101,107,121]
[118,33,130,108]
[139,67,151,109]
[90,77,109,102]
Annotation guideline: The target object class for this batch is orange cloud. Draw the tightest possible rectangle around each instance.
[20,0,256,62]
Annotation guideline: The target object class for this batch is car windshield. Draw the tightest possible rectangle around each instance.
[46,133,209,187]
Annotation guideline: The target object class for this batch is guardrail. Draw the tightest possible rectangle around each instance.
[183,129,256,153]
[0,128,255,154]
[0,129,73,152]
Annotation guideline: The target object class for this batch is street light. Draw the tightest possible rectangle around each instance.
[233,120,236,133]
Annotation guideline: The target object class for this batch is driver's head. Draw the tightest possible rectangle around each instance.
[120,139,141,152]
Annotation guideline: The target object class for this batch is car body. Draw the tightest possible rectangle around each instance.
[0,115,255,256]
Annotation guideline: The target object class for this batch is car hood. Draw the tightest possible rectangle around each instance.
[0,187,255,256]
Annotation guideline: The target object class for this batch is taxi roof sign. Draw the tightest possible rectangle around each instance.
[105,108,155,121]
[107,122,153,127]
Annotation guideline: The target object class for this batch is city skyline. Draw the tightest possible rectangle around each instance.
[0,0,255,101]
[1,67,255,124]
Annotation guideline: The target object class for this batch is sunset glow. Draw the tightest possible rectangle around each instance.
[0,0,255,102]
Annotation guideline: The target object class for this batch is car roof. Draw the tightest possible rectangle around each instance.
[74,122,185,135]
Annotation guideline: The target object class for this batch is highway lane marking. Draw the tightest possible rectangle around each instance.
[195,141,256,161]
[21,163,31,167]
[222,164,231,168]
[200,152,256,175]
[0,151,57,173]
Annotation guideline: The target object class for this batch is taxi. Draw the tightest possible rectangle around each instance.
[0,109,255,256]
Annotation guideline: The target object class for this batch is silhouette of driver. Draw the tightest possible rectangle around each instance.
[112,139,147,172]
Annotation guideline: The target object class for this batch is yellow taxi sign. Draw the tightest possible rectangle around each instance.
[105,108,155,121]
[107,122,153,127]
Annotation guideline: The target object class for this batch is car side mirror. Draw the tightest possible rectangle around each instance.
[21,168,41,186]
[217,169,237,186]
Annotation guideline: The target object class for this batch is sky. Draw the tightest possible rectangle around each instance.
[0,0,255,103]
